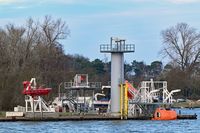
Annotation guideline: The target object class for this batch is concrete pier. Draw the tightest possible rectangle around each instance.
[0,114,197,122]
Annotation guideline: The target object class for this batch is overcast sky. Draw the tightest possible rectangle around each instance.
[0,0,200,64]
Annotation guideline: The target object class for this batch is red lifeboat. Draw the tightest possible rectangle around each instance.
[152,108,177,120]
[125,81,138,99]
[22,80,51,97]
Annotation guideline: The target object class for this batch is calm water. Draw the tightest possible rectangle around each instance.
[0,108,199,133]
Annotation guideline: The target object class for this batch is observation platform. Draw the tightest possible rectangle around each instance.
[64,74,101,90]
[64,82,101,90]
[100,37,134,53]
[100,44,135,53]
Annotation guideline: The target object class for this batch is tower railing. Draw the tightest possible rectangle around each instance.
[100,44,135,53]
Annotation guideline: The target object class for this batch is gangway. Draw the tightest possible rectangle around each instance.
[125,81,141,103]
[125,81,138,99]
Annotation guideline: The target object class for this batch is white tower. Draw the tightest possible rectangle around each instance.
[100,37,135,115]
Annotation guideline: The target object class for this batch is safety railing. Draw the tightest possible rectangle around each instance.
[100,44,135,53]
[64,82,101,89]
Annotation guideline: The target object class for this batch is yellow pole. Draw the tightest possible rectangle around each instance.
[124,83,128,119]
[120,83,129,119]
[120,84,123,119]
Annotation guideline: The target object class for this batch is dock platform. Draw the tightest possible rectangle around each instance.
[177,114,197,119]
[0,114,197,122]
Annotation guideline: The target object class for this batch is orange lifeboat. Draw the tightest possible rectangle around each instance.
[152,108,177,120]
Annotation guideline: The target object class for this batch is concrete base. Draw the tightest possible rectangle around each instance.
[6,112,24,117]
[25,112,59,118]
[110,112,121,117]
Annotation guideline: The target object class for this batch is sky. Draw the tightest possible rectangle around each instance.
[0,0,200,64]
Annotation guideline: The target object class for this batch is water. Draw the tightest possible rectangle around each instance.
[0,108,200,133]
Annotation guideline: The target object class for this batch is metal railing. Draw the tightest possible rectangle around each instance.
[64,82,102,89]
[100,44,135,53]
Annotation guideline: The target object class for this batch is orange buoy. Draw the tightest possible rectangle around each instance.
[152,108,177,120]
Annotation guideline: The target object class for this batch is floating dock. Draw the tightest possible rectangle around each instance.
[177,114,197,120]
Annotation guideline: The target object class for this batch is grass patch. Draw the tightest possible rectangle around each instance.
[172,101,200,108]
[0,112,6,117]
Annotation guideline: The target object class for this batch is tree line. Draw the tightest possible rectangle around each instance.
[0,16,200,110]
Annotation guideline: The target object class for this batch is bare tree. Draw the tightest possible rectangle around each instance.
[161,23,200,73]
[0,16,71,110]
[41,15,70,49]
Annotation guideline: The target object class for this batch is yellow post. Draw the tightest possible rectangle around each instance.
[124,83,128,119]
[120,84,123,119]
[120,83,129,119]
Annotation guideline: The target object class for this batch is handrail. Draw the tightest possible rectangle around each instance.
[64,82,101,89]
